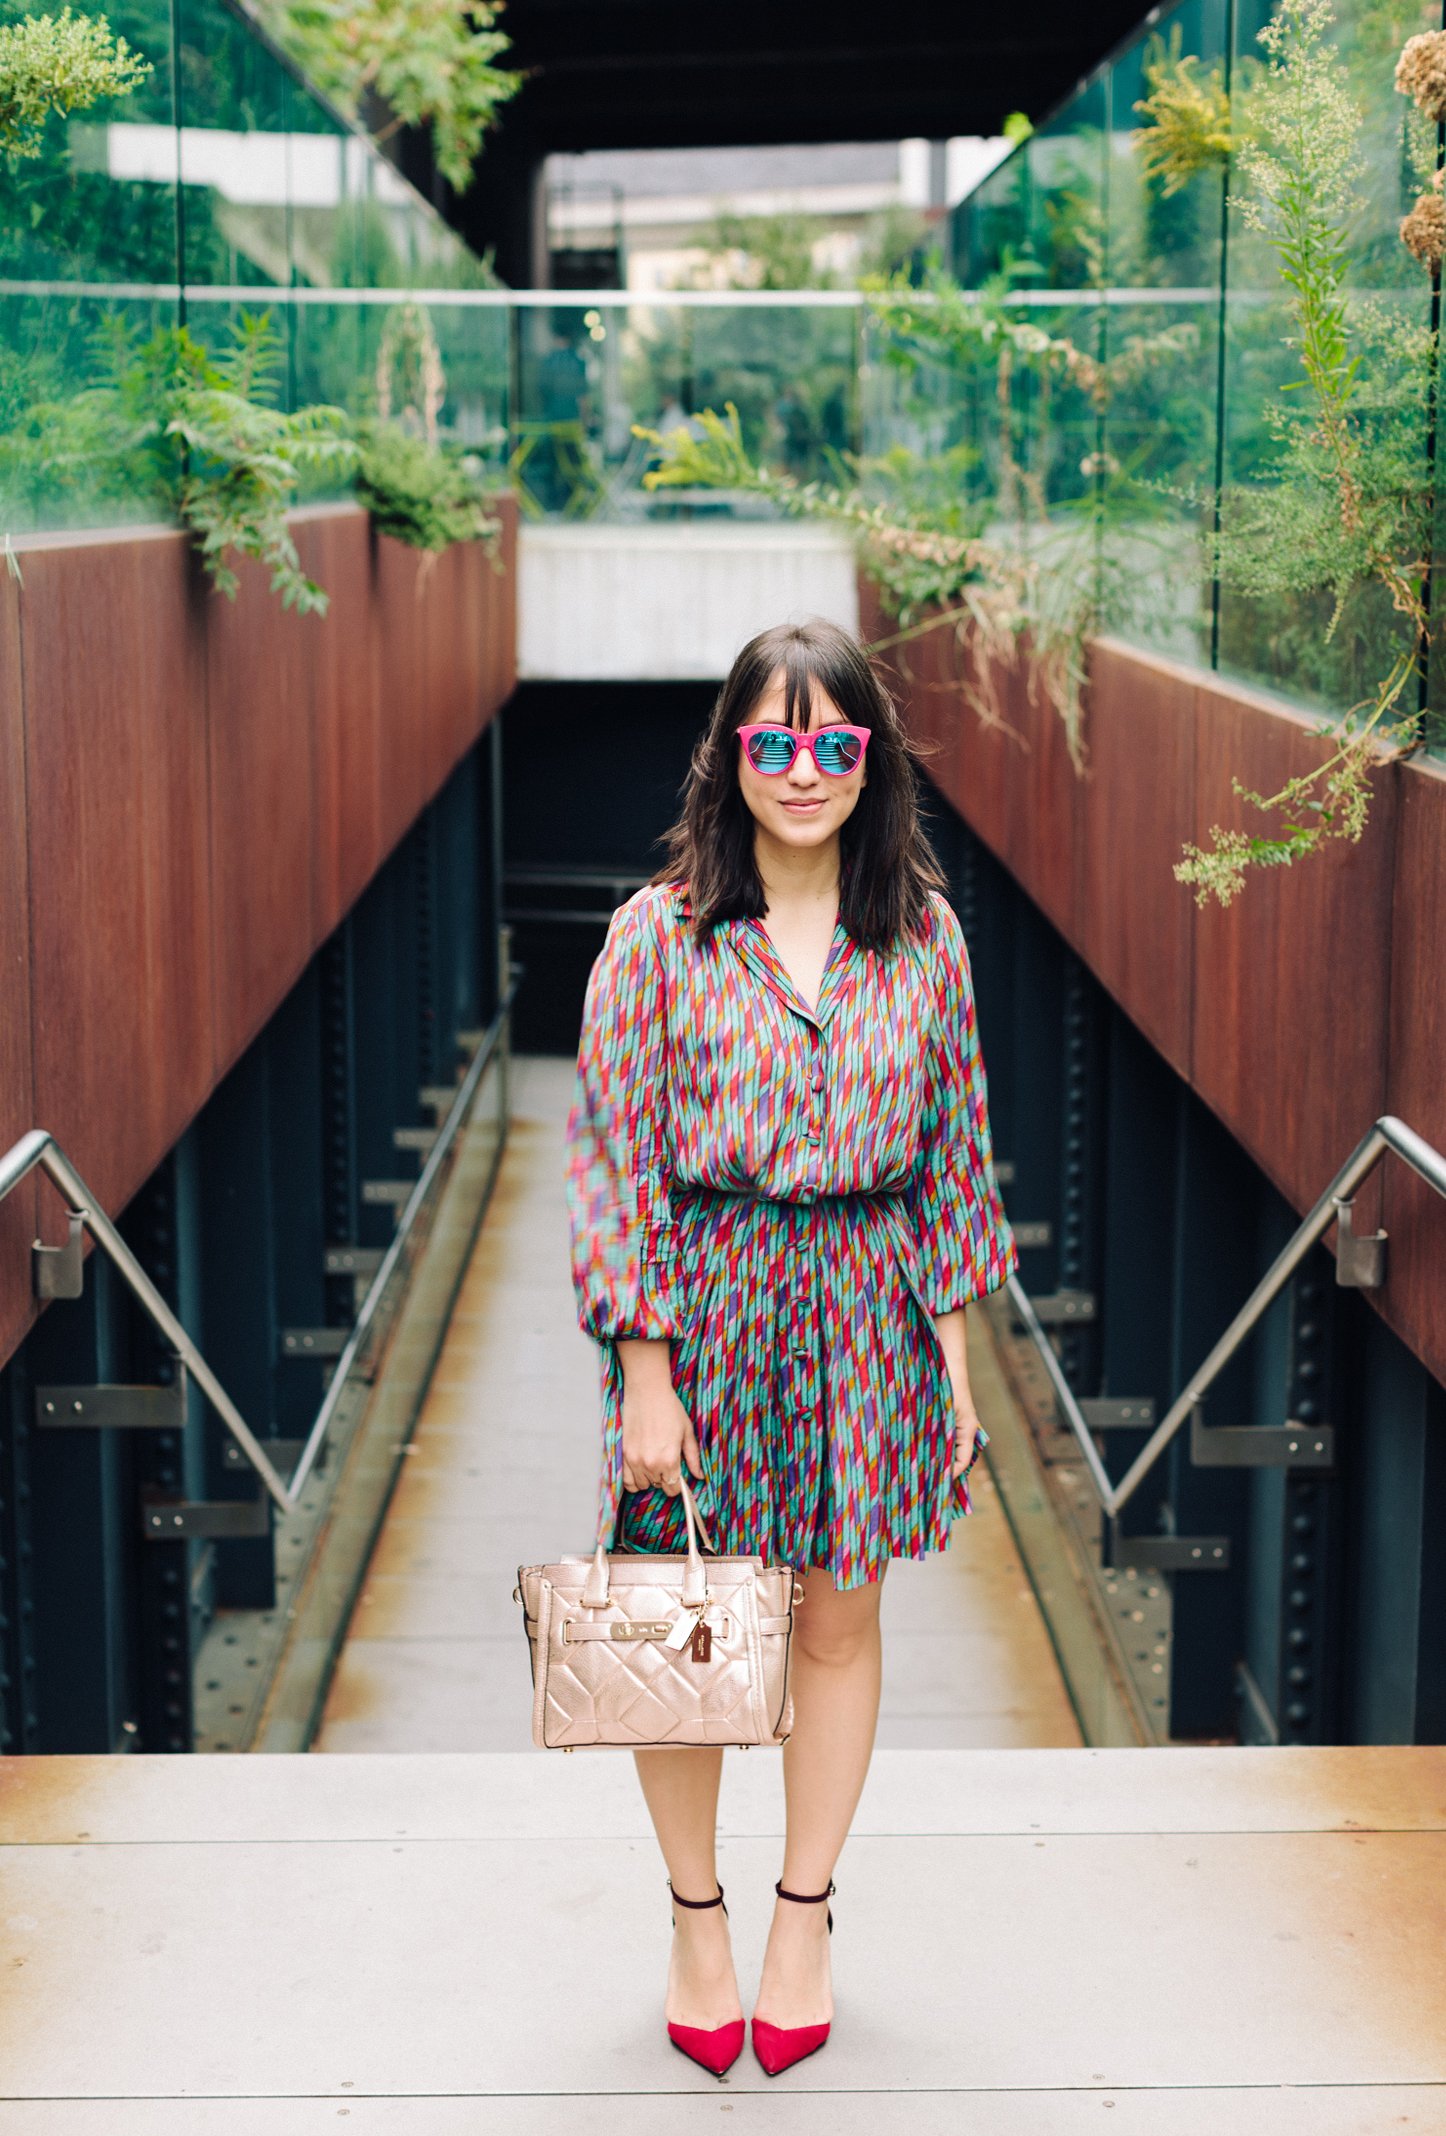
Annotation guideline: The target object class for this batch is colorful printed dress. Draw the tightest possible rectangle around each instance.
[563,877,1018,1593]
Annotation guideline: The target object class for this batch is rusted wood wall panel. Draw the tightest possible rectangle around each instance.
[1077,641,1195,1079]
[1383,760,1446,1390]
[205,559,318,1075]
[1188,675,1396,1240]
[373,537,432,863]
[299,511,384,942]
[1,504,518,1376]
[487,498,520,719]
[0,571,37,1361]
[870,565,1442,1390]
[865,589,1081,947]
[20,534,214,1225]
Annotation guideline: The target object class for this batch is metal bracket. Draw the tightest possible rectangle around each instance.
[1108,1521,1231,1571]
[36,1358,188,1431]
[32,1208,86,1301]
[281,1327,348,1359]
[1022,1288,1096,1326]
[393,1126,439,1155]
[1333,1196,1386,1289]
[1189,1401,1333,1470]
[222,1438,303,1477]
[994,1159,1015,1186]
[1011,1220,1052,1250]
[1079,1397,1156,1432]
[420,1084,464,1110]
[362,1179,415,1209]
[325,1245,384,1279]
[140,1491,270,1541]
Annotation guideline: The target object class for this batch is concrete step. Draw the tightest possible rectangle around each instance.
[0,1746,1442,2122]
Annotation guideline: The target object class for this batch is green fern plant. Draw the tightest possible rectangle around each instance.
[354,418,500,553]
[160,313,358,611]
[1133,22,1234,197]
[261,0,522,193]
[0,312,357,611]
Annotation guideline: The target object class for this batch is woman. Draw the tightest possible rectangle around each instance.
[563,617,1018,2078]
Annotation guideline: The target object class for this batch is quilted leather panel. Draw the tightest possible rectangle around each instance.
[517,1553,795,1749]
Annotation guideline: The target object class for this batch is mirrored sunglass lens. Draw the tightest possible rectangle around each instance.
[813,731,862,773]
[746,729,797,772]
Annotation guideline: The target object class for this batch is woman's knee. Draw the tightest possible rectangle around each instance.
[792,1574,882,1668]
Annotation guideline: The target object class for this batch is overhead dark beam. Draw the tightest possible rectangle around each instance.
[493,0,1147,152]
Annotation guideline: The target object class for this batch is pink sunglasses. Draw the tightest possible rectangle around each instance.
[737,723,871,776]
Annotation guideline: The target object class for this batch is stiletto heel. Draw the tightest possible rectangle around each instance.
[751,1878,836,2076]
[665,1881,745,2077]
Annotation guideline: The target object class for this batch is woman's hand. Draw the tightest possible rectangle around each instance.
[951,1398,984,1480]
[931,1310,983,1480]
[620,1379,702,1497]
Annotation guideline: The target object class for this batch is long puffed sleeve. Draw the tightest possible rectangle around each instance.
[564,890,689,1341]
[909,893,1019,1312]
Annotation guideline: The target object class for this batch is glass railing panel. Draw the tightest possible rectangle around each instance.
[1216,0,1437,726]
[508,296,865,522]
[0,0,181,534]
[949,149,1029,286]
[1101,0,1229,666]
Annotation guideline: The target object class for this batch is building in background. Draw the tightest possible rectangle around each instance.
[544,137,1010,289]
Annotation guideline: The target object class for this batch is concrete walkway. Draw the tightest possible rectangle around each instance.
[314,1054,1082,1754]
[1,1745,1443,2125]
[2,1059,1445,2121]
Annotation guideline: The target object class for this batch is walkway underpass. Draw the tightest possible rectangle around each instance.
[1,1057,1443,2122]
[313,1056,1081,1755]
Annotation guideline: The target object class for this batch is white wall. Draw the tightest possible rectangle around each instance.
[517,522,860,682]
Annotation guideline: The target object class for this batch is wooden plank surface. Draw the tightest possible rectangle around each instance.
[1078,639,1196,1079]
[1189,673,1396,1237]
[19,532,214,1222]
[1383,756,1446,1389]
[0,567,38,1361]
[205,551,318,1076]
[298,511,384,939]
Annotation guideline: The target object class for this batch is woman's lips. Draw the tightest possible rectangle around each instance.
[780,799,824,813]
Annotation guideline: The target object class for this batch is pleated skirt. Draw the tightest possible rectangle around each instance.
[605,1184,987,1592]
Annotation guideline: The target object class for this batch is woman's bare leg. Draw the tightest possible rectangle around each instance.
[634,1746,743,2029]
[753,1565,885,2027]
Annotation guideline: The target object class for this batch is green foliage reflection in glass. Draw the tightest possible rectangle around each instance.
[1181,0,1439,903]
[641,0,1445,903]
[0,311,356,609]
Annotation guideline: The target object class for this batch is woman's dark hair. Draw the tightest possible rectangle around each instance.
[651,617,948,955]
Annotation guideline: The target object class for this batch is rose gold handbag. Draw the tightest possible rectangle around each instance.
[514,1480,797,1751]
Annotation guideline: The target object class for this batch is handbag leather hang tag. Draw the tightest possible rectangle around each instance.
[664,1605,702,1653]
[690,1619,712,1664]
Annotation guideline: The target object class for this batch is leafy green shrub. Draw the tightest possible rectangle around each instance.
[354,417,500,553]
[261,0,522,193]
[0,6,149,159]
[0,310,356,610]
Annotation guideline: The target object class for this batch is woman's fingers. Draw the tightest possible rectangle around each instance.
[681,1418,703,1478]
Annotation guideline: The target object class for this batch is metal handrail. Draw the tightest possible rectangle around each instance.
[0,973,519,1515]
[1003,1113,1446,1522]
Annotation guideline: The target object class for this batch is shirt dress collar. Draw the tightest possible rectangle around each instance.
[671,879,864,1032]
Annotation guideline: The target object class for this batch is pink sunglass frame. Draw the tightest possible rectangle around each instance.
[736,722,872,776]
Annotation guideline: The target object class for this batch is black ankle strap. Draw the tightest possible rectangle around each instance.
[775,1878,835,1904]
[669,1880,725,1909]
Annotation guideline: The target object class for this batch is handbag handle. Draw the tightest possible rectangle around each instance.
[582,1475,708,1610]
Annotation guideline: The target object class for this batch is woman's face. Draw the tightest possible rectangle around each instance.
[735,666,868,852]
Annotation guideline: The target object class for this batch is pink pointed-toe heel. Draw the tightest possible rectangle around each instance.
[751,1878,836,2076]
[665,1882,746,2077]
